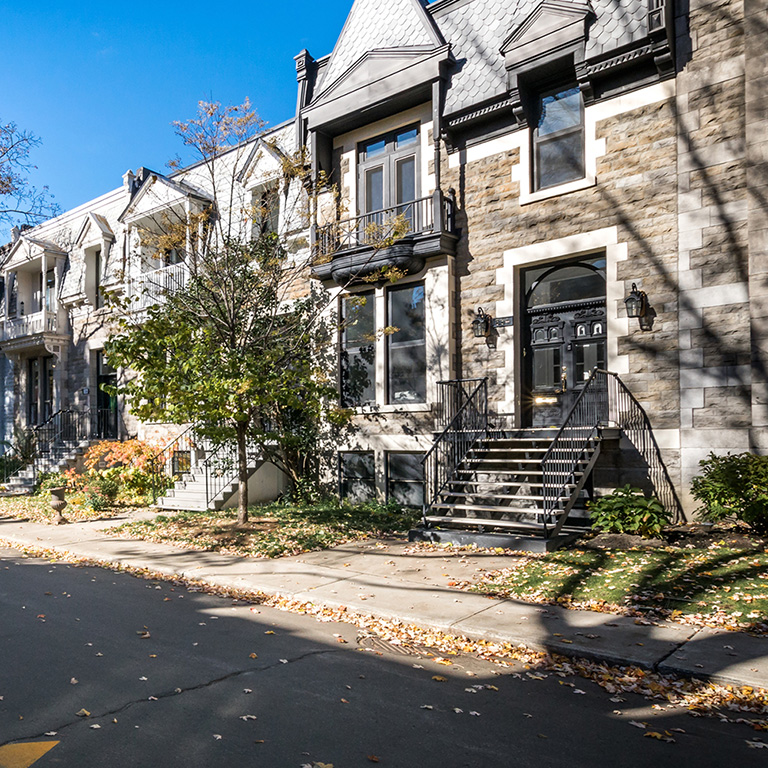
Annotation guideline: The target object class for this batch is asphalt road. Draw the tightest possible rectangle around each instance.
[0,546,760,768]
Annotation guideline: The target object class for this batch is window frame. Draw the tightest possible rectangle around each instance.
[386,451,425,508]
[532,84,585,192]
[339,291,376,407]
[386,281,427,405]
[338,451,376,502]
[357,124,420,217]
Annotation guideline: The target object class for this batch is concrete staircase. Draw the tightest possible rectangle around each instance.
[1,438,91,495]
[154,457,264,512]
[423,429,598,536]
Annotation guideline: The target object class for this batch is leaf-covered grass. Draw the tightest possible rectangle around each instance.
[0,494,123,523]
[111,500,418,558]
[463,546,768,632]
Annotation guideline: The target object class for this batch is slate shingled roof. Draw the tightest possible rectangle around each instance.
[431,0,649,116]
[318,0,444,94]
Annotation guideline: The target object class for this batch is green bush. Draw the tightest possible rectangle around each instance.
[35,472,69,495]
[691,452,768,534]
[82,473,120,511]
[588,485,670,538]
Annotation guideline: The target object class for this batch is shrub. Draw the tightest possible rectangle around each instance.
[588,485,670,538]
[82,473,120,511]
[83,439,162,500]
[690,452,768,534]
[35,472,69,495]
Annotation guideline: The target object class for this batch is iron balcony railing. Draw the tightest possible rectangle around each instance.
[422,378,488,523]
[124,262,189,312]
[315,190,455,260]
[1,310,58,341]
[541,368,683,525]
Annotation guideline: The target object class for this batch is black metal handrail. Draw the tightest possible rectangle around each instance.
[33,409,92,480]
[0,439,33,487]
[541,369,683,524]
[203,438,240,508]
[150,424,200,503]
[422,378,488,523]
[315,190,455,259]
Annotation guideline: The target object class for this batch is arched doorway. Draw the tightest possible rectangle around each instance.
[521,255,606,427]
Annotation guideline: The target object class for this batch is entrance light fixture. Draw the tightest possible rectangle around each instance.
[471,307,492,338]
[624,283,652,330]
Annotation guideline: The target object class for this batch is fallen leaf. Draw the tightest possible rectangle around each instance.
[420,704,433,710]
[470,711,481,716]
[70,678,78,685]
[249,653,258,659]
[265,630,275,635]
[453,708,463,714]
[629,721,647,729]
[747,741,768,749]
[76,709,91,717]
[644,732,675,743]
[243,689,253,694]
[90,724,101,729]
[213,734,222,740]
[240,714,257,721]
[432,676,447,683]
[367,756,380,763]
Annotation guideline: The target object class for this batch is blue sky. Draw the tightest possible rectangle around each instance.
[0,0,354,216]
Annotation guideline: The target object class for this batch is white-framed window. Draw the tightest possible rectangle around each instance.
[533,85,585,191]
[339,280,427,408]
[252,183,280,238]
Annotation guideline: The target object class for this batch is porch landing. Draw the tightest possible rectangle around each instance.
[408,526,581,553]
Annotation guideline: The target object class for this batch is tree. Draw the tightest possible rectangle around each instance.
[0,120,58,227]
[104,101,349,524]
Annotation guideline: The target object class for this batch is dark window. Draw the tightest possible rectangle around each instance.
[339,452,375,502]
[254,186,280,237]
[387,452,424,508]
[532,346,562,391]
[527,264,605,307]
[388,283,426,404]
[7,273,16,317]
[574,340,606,383]
[94,248,103,308]
[340,292,376,407]
[533,86,585,190]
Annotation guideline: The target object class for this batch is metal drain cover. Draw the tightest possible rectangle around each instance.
[357,635,437,657]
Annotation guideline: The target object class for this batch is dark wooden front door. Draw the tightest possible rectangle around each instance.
[522,257,607,428]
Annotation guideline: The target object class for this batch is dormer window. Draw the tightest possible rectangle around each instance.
[533,85,585,191]
[253,184,280,238]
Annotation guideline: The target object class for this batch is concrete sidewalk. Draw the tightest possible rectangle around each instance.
[1,510,767,690]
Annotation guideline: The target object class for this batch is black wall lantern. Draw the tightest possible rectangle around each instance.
[624,283,652,330]
[472,307,492,338]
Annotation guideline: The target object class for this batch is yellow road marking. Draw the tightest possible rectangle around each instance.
[0,741,59,768]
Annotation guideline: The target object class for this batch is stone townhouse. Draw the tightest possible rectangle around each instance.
[299,0,765,538]
[1,0,764,539]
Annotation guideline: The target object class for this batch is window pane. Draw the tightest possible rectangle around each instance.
[537,132,584,188]
[529,266,605,307]
[366,166,384,212]
[396,157,416,205]
[340,452,375,502]
[388,454,424,507]
[538,87,582,136]
[389,345,426,403]
[342,295,374,345]
[364,138,386,159]
[396,127,418,148]
[389,284,424,343]
[533,347,561,390]
[341,348,375,406]
[341,293,375,407]
[575,341,606,382]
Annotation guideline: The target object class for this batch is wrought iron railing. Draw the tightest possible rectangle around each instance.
[149,424,202,503]
[541,369,682,526]
[422,378,488,522]
[150,424,257,509]
[33,409,92,479]
[315,190,455,259]
[0,439,33,487]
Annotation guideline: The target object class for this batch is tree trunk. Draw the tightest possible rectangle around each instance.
[236,421,249,525]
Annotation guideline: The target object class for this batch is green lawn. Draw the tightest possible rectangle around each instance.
[464,546,768,632]
[112,501,418,558]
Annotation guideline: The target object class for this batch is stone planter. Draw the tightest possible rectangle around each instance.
[49,486,68,525]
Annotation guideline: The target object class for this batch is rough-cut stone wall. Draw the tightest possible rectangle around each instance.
[442,95,680,430]
[675,0,749,506]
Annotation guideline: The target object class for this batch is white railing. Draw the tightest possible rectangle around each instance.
[1,310,58,341]
[123,262,189,312]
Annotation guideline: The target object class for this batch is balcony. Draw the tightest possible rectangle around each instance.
[312,189,458,285]
[123,262,189,312]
